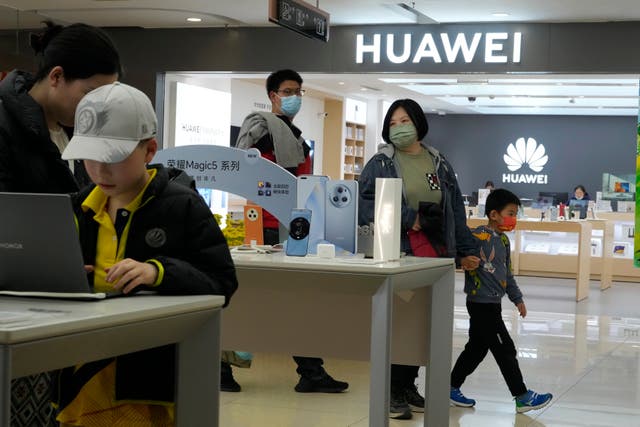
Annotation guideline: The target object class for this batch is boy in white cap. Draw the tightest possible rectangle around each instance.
[56,82,238,426]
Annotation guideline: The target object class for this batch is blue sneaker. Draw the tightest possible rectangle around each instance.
[515,390,552,413]
[450,387,476,407]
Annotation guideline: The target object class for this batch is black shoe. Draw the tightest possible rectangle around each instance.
[389,387,412,420]
[404,384,425,413]
[294,373,349,393]
[220,363,241,392]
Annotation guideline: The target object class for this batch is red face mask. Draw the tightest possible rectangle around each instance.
[497,216,517,232]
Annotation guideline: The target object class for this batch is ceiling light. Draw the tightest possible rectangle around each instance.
[338,82,345,85]
[186,17,202,22]
[492,12,510,17]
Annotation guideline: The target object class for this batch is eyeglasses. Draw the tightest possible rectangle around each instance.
[277,88,306,97]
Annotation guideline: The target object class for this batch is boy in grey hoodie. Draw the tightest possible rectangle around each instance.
[450,189,553,414]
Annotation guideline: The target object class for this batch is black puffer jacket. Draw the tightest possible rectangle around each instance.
[0,70,78,193]
[55,165,238,409]
[73,164,237,301]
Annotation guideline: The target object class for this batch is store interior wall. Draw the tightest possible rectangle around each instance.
[425,113,637,200]
[3,25,637,200]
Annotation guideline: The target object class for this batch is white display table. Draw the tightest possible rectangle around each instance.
[225,253,455,427]
[0,294,225,426]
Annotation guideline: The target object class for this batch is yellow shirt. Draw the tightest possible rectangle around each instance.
[80,169,161,292]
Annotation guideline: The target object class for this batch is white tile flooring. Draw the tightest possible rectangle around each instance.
[220,274,640,426]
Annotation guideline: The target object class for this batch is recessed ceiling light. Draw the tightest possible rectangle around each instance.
[187,17,202,22]
[492,12,510,17]
[338,82,345,85]
[360,87,367,91]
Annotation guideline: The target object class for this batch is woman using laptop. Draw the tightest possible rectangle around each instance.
[0,21,121,427]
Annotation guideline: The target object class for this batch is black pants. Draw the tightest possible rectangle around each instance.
[391,364,419,389]
[264,228,326,379]
[451,301,527,397]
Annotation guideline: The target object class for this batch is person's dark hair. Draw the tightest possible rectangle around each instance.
[265,69,303,94]
[485,188,521,218]
[574,185,587,194]
[29,21,122,81]
[485,180,495,189]
[381,99,429,144]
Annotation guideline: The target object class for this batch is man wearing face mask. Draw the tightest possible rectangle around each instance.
[358,98,480,420]
[232,69,349,395]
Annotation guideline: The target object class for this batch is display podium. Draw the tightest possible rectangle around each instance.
[223,254,455,427]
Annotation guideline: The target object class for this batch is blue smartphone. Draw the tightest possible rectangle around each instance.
[285,208,312,257]
[325,180,358,254]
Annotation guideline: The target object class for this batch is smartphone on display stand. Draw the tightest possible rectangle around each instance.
[325,180,358,254]
[285,208,312,257]
[296,175,328,253]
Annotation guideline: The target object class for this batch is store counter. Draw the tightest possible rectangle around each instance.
[0,294,225,426]
[591,212,638,282]
[467,218,593,301]
[225,253,455,427]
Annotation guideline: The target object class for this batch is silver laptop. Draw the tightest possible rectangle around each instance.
[0,192,118,300]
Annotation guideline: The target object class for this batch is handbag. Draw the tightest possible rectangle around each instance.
[407,201,447,257]
[407,229,443,257]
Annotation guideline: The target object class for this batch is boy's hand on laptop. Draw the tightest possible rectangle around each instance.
[106,258,158,294]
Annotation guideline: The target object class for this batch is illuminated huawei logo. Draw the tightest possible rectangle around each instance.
[504,137,548,173]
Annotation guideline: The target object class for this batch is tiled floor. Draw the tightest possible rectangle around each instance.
[220,274,640,426]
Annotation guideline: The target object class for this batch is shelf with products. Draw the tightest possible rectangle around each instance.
[591,212,638,282]
[468,210,640,285]
[343,121,365,180]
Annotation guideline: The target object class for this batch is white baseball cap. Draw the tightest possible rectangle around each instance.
[62,82,157,163]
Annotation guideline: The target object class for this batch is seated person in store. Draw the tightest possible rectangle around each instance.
[55,82,238,426]
[570,185,590,201]
[450,189,553,414]
[484,180,495,191]
[232,69,348,394]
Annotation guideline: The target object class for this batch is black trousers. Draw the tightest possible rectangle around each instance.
[391,364,419,389]
[451,301,527,397]
[264,228,326,379]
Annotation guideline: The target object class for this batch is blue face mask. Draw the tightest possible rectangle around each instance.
[279,95,302,117]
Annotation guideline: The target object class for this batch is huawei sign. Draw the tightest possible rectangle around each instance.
[502,137,549,184]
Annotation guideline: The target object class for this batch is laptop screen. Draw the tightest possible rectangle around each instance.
[0,192,97,295]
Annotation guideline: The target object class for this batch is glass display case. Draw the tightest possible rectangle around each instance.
[601,172,635,203]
